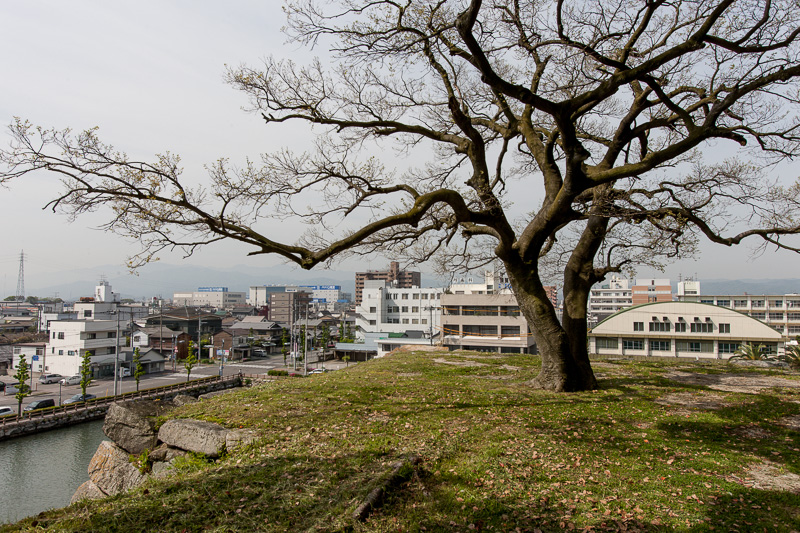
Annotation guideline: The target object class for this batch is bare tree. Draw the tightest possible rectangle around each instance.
[4,0,800,391]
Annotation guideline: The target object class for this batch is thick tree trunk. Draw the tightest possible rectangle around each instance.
[505,263,598,392]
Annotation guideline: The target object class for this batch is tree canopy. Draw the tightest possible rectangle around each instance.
[3,0,800,391]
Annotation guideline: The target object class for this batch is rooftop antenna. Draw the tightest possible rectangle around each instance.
[15,250,25,304]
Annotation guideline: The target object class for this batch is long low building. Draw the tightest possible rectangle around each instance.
[588,301,784,359]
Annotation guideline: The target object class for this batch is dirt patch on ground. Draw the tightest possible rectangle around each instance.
[665,371,800,394]
[433,358,488,367]
[479,375,516,380]
[777,415,800,431]
[448,352,505,359]
[655,392,730,410]
[734,424,774,440]
[727,461,800,493]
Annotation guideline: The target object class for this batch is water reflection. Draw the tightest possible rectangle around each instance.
[0,420,106,524]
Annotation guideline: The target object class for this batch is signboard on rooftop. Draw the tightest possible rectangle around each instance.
[198,287,228,292]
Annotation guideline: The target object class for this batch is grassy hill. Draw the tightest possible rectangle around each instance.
[4,350,800,532]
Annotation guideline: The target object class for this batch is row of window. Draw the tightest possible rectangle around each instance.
[442,306,521,316]
[51,331,116,340]
[597,337,776,354]
[381,293,440,300]
[700,299,800,308]
[380,306,436,314]
[382,318,429,325]
[632,321,729,333]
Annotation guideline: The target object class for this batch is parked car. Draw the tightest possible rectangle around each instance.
[60,375,82,386]
[0,381,5,392]
[0,406,13,416]
[4,383,20,394]
[63,393,97,405]
[119,368,131,378]
[24,399,56,411]
[39,374,63,384]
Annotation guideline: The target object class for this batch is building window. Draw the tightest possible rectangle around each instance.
[690,322,713,333]
[716,300,731,307]
[87,333,97,340]
[700,299,714,304]
[500,307,520,317]
[675,322,686,332]
[751,312,766,320]
[369,307,377,313]
[412,306,419,313]
[788,300,800,308]
[501,325,521,337]
[401,294,408,300]
[633,322,644,332]
[622,339,644,350]
[421,319,427,324]
[57,332,65,339]
[369,320,376,326]
[412,319,419,324]
[421,294,428,299]
[770,300,784,307]
[789,326,800,334]
[677,341,713,352]
[718,342,740,354]
[412,294,419,299]
[733,299,748,307]
[58,350,64,355]
[108,332,116,338]
[788,313,800,320]
[401,306,408,313]
[752,300,765,308]
[719,323,730,334]
[402,319,409,324]
[595,337,618,349]
[83,310,93,318]
[650,340,670,351]
[768,313,784,321]
[649,322,670,332]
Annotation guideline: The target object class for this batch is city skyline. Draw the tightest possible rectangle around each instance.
[1,2,797,294]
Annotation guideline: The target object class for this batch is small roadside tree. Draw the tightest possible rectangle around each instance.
[80,350,93,398]
[13,354,31,416]
[320,324,331,359]
[184,341,197,382]
[133,347,145,391]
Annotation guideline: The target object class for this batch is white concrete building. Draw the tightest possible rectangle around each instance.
[588,301,784,359]
[355,280,443,339]
[43,320,121,377]
[300,285,351,312]
[675,289,800,339]
[440,293,536,354]
[173,287,247,309]
[588,275,632,323]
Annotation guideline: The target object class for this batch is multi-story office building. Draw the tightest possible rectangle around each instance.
[172,287,247,309]
[300,285,351,312]
[676,281,800,338]
[440,293,536,354]
[588,275,632,323]
[355,281,442,339]
[41,320,120,377]
[631,278,673,305]
[268,291,312,324]
[355,261,421,305]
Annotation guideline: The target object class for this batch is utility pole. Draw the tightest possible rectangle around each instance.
[304,302,309,375]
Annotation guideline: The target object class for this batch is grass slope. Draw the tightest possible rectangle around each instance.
[4,351,800,532]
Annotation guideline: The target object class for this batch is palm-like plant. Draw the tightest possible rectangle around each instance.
[780,344,800,369]
[729,343,773,362]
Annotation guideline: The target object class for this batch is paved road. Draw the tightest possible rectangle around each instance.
[0,354,350,409]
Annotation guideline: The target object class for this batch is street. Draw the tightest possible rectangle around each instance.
[0,353,350,409]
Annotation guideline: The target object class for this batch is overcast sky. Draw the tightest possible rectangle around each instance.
[0,1,797,298]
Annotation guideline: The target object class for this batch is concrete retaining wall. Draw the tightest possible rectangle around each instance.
[0,376,242,442]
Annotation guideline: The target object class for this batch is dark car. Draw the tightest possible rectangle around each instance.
[24,398,56,411]
[63,393,97,405]
[0,382,5,392]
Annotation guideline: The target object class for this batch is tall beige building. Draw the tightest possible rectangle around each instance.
[354,261,421,305]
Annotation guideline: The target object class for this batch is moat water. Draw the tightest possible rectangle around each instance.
[0,420,106,524]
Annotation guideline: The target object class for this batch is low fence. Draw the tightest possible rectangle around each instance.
[0,375,242,441]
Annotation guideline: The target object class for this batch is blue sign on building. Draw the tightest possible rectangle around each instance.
[198,287,228,292]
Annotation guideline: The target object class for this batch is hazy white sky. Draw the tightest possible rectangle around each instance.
[0,1,797,297]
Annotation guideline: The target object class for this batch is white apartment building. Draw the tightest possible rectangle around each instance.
[588,275,632,322]
[43,320,121,377]
[300,285,352,312]
[440,293,536,354]
[73,280,149,322]
[355,280,443,339]
[173,287,247,309]
[676,281,800,339]
[247,285,302,307]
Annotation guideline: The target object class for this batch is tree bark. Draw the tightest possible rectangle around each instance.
[505,261,598,392]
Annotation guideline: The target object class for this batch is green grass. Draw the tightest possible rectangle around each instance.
[4,351,800,532]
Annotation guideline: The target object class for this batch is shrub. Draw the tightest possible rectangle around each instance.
[267,369,288,376]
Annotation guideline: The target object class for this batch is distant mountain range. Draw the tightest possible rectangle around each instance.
[21,263,800,302]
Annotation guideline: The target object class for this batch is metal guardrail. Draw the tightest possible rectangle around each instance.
[0,375,240,428]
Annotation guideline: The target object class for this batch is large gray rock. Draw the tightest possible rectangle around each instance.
[149,443,187,463]
[71,480,107,504]
[88,440,147,496]
[103,400,173,454]
[157,419,229,457]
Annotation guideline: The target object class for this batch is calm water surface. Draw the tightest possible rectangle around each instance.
[0,420,106,524]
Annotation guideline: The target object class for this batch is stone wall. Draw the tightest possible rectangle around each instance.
[0,376,241,442]
[72,393,258,504]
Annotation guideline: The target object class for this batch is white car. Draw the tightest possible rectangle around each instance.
[0,406,13,416]
[60,375,82,386]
